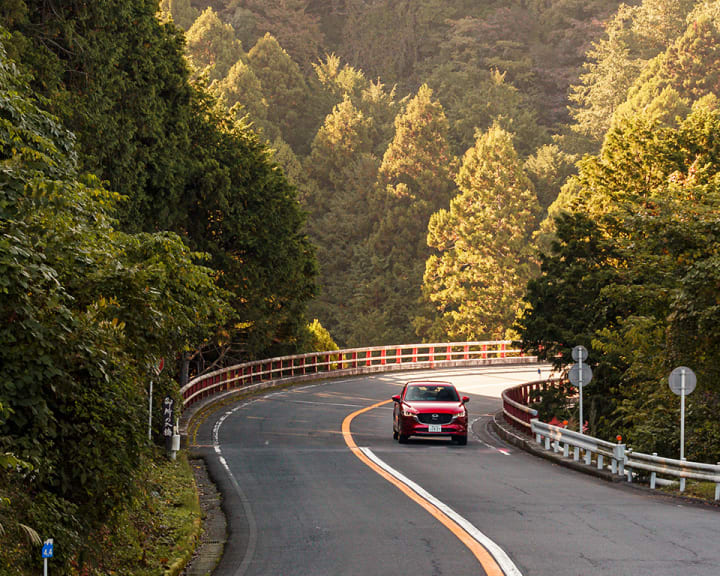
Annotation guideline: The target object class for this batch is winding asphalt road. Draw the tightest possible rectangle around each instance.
[194,366,720,576]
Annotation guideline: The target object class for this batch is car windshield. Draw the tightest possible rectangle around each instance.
[404,385,459,402]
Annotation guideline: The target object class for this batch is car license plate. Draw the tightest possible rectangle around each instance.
[428,424,442,433]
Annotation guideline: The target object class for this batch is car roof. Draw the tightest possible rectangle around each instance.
[405,380,454,387]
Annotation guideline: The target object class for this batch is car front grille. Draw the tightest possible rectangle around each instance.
[417,413,453,425]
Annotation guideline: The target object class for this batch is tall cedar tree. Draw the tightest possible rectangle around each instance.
[185,7,245,82]
[247,33,317,153]
[304,97,379,343]
[419,125,540,341]
[349,85,456,345]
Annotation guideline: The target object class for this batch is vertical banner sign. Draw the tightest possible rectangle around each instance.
[162,396,175,451]
[148,357,165,443]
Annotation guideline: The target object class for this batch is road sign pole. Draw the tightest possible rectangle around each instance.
[569,346,592,434]
[668,366,696,461]
[44,557,48,576]
[680,369,686,460]
[579,358,583,433]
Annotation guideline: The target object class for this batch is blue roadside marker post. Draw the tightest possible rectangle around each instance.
[42,539,53,576]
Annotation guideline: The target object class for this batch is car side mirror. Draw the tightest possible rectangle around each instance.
[462,396,470,404]
[392,395,401,403]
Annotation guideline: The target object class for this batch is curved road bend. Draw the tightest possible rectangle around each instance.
[194,367,720,576]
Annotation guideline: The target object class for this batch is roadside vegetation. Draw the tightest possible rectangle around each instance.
[2,0,720,571]
[0,450,200,575]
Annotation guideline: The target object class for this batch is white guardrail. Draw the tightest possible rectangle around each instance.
[531,419,720,500]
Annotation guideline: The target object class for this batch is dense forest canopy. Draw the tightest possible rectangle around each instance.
[169,0,720,463]
[168,0,629,346]
[3,0,720,571]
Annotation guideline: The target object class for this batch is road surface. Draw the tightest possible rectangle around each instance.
[193,366,720,576]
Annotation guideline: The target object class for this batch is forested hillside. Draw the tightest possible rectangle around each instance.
[164,0,720,462]
[3,0,720,571]
[165,0,627,345]
[1,0,316,570]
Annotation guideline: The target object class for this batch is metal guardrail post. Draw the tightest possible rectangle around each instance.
[650,453,657,489]
[680,458,687,492]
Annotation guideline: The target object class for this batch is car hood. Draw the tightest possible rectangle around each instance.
[404,401,464,412]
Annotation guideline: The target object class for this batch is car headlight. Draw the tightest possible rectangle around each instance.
[453,406,466,419]
[402,407,417,417]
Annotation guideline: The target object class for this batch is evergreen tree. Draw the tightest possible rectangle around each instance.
[215,58,273,136]
[181,89,318,358]
[313,54,398,154]
[419,125,540,341]
[225,0,325,70]
[524,143,577,211]
[348,85,456,345]
[185,7,245,82]
[569,0,696,145]
[304,97,379,343]
[158,0,198,29]
[612,7,720,130]
[247,33,317,153]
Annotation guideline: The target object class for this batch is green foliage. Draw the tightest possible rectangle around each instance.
[419,125,540,341]
[158,0,199,30]
[0,37,228,569]
[519,105,720,459]
[524,143,577,210]
[2,1,319,362]
[2,0,200,235]
[569,0,697,144]
[247,33,318,153]
[180,88,317,359]
[426,64,545,157]
[345,85,456,345]
[304,97,380,343]
[613,7,720,130]
[222,0,324,71]
[215,59,269,129]
[306,319,338,352]
[186,7,245,82]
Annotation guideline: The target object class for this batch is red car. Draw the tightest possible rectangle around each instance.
[392,380,469,445]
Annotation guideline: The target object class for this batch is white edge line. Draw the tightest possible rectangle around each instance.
[213,400,259,576]
[359,446,523,576]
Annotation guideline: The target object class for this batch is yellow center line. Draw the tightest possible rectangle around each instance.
[342,400,506,576]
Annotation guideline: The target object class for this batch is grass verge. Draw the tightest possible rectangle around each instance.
[88,449,201,576]
[0,449,201,575]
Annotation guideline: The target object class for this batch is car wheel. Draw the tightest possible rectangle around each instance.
[393,429,399,440]
[398,433,409,444]
[454,435,467,445]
